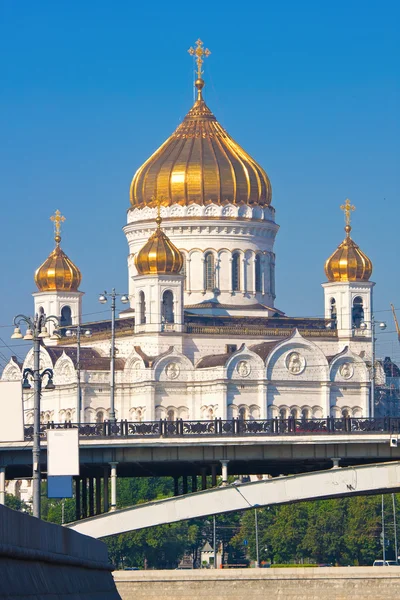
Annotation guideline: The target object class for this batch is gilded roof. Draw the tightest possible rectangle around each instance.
[35,210,81,293]
[35,244,82,292]
[324,225,372,282]
[130,79,272,209]
[135,215,183,275]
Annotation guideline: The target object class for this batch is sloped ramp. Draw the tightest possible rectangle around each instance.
[66,461,400,539]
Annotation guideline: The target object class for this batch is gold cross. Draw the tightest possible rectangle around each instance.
[50,209,66,241]
[188,39,211,79]
[340,198,355,227]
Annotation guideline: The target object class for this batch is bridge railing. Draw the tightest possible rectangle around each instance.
[23,416,400,440]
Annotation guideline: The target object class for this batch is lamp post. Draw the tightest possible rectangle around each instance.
[11,313,59,519]
[98,289,129,423]
[360,316,387,415]
[65,325,92,426]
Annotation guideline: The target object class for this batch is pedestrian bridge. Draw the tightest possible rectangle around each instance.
[66,461,400,539]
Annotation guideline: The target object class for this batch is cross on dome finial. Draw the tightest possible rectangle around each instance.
[50,209,66,244]
[340,198,355,235]
[188,39,211,79]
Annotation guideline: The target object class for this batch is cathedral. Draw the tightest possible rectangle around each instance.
[2,41,377,426]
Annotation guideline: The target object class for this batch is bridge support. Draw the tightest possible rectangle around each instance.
[331,458,341,469]
[192,475,197,493]
[211,464,217,487]
[0,467,5,505]
[220,460,229,486]
[201,468,207,490]
[96,476,101,514]
[75,477,81,520]
[110,462,118,511]
[104,467,109,512]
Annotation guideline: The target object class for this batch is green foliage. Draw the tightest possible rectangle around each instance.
[5,493,31,514]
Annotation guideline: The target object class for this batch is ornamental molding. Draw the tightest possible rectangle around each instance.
[285,351,307,375]
[127,203,276,224]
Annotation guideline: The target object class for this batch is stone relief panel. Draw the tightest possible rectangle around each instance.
[165,362,181,380]
[236,360,251,378]
[285,352,306,375]
[339,362,354,380]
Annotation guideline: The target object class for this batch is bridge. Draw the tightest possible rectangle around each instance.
[1,417,400,520]
[66,461,400,538]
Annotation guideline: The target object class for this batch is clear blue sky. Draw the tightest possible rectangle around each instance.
[0,0,399,368]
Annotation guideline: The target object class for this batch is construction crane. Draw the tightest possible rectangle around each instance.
[391,304,400,342]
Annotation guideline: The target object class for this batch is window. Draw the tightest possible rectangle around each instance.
[352,296,364,328]
[226,344,237,354]
[167,409,175,422]
[279,408,287,419]
[96,411,104,423]
[301,408,309,420]
[60,306,72,327]
[238,406,247,420]
[290,408,298,419]
[342,409,350,418]
[162,290,174,323]
[207,407,214,420]
[139,291,146,324]
[255,255,262,292]
[204,253,215,291]
[330,298,337,329]
[232,253,240,292]
[65,410,71,423]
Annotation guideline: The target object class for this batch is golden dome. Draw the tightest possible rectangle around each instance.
[130,78,272,210]
[34,211,82,292]
[135,215,183,275]
[325,220,373,282]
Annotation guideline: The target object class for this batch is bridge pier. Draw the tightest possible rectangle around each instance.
[331,458,341,468]
[191,475,197,493]
[96,476,101,514]
[211,464,217,487]
[75,477,81,520]
[103,467,109,512]
[82,477,88,518]
[220,460,229,486]
[89,477,94,517]
[0,467,5,505]
[110,462,118,511]
[182,475,188,495]
[201,468,207,490]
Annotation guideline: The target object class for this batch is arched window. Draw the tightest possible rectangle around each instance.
[238,406,247,421]
[255,255,262,293]
[207,407,214,420]
[330,298,337,329]
[204,253,215,291]
[232,253,240,292]
[301,408,309,420]
[342,409,350,418]
[162,290,174,323]
[352,296,364,328]
[60,306,72,327]
[139,291,146,324]
[167,409,175,422]
[279,408,287,420]
[38,307,44,316]
[291,408,298,420]
[65,410,71,423]
[96,411,104,424]
[136,408,143,423]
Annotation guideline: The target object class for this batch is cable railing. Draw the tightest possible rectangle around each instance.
[23,416,400,440]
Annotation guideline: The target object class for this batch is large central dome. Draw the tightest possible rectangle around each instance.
[130,79,272,209]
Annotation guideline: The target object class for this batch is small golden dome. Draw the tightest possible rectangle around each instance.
[325,224,372,282]
[130,78,272,210]
[34,211,82,292]
[135,215,183,275]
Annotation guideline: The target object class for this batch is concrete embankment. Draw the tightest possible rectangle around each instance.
[114,566,400,600]
[0,504,120,599]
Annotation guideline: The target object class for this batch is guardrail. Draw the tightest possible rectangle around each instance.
[23,417,400,440]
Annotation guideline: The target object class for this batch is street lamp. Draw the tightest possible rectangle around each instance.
[65,326,92,426]
[98,289,129,423]
[359,316,387,415]
[11,312,60,519]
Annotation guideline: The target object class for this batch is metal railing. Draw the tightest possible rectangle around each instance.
[23,417,400,440]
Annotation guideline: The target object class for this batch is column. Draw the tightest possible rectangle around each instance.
[173,476,180,497]
[110,462,118,511]
[191,475,197,493]
[0,468,5,505]
[258,383,268,420]
[211,464,217,488]
[95,476,101,514]
[88,477,94,517]
[103,467,109,512]
[220,460,229,486]
[82,477,88,518]
[182,475,188,495]
[75,477,81,520]
[321,382,330,418]
[201,468,207,490]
